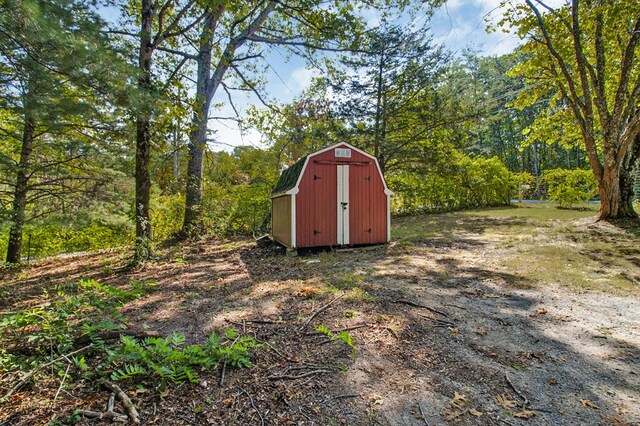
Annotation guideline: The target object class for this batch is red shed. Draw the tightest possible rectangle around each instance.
[271,143,393,248]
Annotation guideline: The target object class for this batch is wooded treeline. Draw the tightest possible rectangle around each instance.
[1,0,638,263]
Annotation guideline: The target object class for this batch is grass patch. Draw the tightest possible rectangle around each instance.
[391,205,639,295]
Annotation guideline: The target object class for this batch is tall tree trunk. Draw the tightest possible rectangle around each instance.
[181,1,274,235]
[6,115,35,264]
[134,0,155,257]
[182,9,216,236]
[597,161,621,220]
[619,138,640,218]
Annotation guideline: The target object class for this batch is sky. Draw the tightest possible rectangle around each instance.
[208,0,527,152]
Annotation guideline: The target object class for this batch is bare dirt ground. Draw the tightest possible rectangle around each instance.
[1,206,639,425]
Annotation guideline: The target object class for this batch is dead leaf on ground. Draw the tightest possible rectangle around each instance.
[494,393,516,409]
[469,408,483,416]
[449,327,459,336]
[533,307,548,316]
[444,409,465,421]
[603,415,631,426]
[513,410,536,419]
[450,392,468,409]
[476,327,488,336]
[579,399,599,409]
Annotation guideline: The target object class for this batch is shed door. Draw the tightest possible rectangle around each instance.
[337,165,349,245]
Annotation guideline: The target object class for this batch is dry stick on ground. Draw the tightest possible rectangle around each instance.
[299,294,344,331]
[79,392,128,423]
[240,387,265,426]
[53,362,71,403]
[1,345,92,401]
[391,299,449,318]
[220,361,228,386]
[319,393,359,406]
[416,313,455,327]
[505,372,530,407]
[268,369,332,381]
[78,409,128,423]
[417,403,430,426]
[102,379,140,424]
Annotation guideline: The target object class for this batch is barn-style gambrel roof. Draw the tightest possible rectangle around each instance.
[272,143,393,197]
[272,156,307,195]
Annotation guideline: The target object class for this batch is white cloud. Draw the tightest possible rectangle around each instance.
[289,67,321,92]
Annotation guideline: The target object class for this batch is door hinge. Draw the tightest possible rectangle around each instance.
[314,229,322,235]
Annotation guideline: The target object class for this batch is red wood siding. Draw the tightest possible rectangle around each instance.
[296,150,337,247]
[349,160,387,244]
[295,144,388,247]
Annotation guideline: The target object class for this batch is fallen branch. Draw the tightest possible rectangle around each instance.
[319,393,359,406]
[240,387,264,426]
[418,403,430,426]
[299,294,344,331]
[268,369,331,381]
[392,299,449,318]
[53,362,71,403]
[265,342,297,363]
[416,313,455,327]
[505,372,530,407]
[78,409,128,423]
[1,345,92,401]
[220,361,227,386]
[102,380,140,424]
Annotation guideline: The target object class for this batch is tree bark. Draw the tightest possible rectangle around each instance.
[182,8,217,236]
[597,160,622,220]
[619,137,640,218]
[6,114,35,264]
[134,0,156,254]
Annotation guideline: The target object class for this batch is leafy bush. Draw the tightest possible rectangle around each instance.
[389,153,516,214]
[0,221,132,261]
[511,171,536,201]
[539,168,598,207]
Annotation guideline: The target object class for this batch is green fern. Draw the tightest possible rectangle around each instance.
[313,324,357,357]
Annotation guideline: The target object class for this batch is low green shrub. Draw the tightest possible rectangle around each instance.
[539,168,598,207]
[0,279,257,392]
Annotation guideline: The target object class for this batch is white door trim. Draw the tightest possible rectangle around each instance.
[337,165,349,245]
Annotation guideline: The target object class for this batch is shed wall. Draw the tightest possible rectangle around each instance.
[349,160,387,244]
[296,150,338,247]
[271,195,292,247]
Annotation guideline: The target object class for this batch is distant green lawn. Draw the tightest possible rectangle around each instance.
[392,204,640,295]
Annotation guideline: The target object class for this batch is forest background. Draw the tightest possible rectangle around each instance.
[1,0,639,263]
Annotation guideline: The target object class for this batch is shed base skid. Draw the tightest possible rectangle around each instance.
[295,242,390,256]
